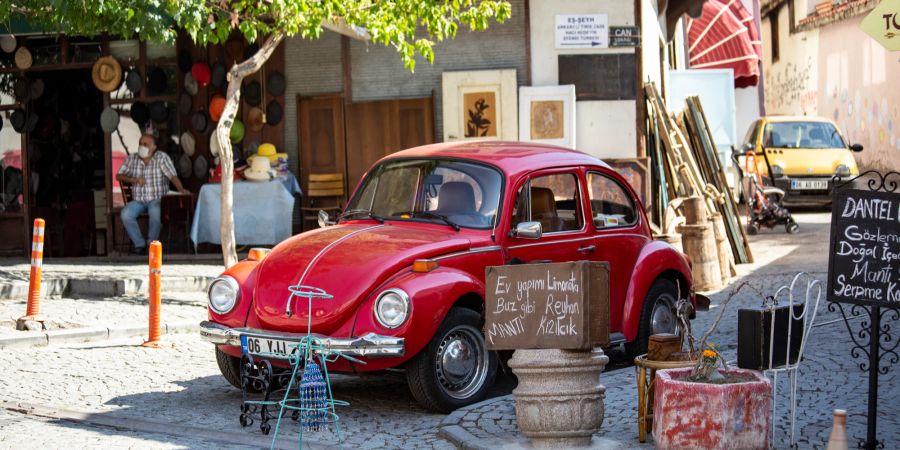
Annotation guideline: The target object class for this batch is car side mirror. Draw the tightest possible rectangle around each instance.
[849,143,864,152]
[511,221,542,239]
[318,210,336,227]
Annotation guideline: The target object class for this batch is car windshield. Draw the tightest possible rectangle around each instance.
[344,159,503,230]
[762,121,846,149]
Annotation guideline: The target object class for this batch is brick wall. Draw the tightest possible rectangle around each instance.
[349,0,528,138]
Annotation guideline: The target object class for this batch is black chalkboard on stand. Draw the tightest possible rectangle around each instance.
[827,188,900,307]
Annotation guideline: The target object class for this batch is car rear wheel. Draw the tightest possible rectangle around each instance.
[626,279,679,358]
[406,307,497,413]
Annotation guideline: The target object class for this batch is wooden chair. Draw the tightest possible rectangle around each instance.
[301,173,345,230]
[113,182,148,253]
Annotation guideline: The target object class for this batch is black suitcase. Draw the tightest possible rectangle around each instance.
[737,303,805,370]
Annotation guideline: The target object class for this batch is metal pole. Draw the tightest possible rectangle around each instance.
[866,305,880,450]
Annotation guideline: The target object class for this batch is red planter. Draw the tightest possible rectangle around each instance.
[653,368,771,450]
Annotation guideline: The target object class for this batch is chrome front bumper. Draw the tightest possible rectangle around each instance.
[199,320,405,357]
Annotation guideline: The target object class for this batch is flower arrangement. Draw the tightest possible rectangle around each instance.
[691,345,728,382]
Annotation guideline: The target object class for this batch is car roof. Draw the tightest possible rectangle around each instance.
[381,141,610,178]
[762,115,835,124]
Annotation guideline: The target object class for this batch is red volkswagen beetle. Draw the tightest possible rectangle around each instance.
[201,142,694,412]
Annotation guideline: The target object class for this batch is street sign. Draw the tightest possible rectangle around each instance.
[610,26,640,47]
[484,261,609,350]
[827,188,900,307]
[860,0,900,51]
[555,14,609,49]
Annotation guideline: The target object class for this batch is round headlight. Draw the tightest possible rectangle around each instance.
[208,276,240,315]
[835,164,851,177]
[374,289,410,329]
[771,164,785,178]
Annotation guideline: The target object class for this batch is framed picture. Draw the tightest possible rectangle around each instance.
[604,157,651,209]
[518,85,576,149]
[442,69,518,142]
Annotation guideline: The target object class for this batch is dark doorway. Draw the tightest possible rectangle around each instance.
[28,69,104,256]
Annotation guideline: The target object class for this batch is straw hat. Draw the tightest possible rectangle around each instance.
[14,47,32,70]
[10,109,26,133]
[100,106,120,133]
[246,107,265,132]
[211,63,227,88]
[193,154,208,179]
[243,155,275,181]
[92,56,122,92]
[266,100,282,125]
[183,73,198,96]
[209,130,221,157]
[242,81,261,106]
[177,153,192,178]
[180,131,196,156]
[248,142,287,164]
[191,110,209,133]
[267,71,286,96]
[0,35,16,54]
[125,70,143,94]
[230,119,245,144]
[209,95,226,122]
[191,62,211,86]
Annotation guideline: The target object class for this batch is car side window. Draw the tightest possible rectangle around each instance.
[743,120,760,148]
[512,173,583,233]
[587,172,637,228]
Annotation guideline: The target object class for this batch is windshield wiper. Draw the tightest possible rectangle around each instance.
[339,209,384,223]
[414,211,460,231]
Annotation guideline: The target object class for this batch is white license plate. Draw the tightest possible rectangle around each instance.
[791,179,828,190]
[241,335,301,357]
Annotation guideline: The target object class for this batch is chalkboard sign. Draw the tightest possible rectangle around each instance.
[558,54,636,101]
[828,188,900,307]
[484,261,610,350]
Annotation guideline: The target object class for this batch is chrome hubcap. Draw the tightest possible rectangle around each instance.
[435,326,488,400]
[650,295,677,335]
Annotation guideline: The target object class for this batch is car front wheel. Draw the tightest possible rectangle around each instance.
[626,278,679,358]
[406,307,498,413]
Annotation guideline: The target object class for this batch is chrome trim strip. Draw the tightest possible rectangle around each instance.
[199,321,404,358]
[294,224,386,287]
[434,245,502,261]
[507,235,595,249]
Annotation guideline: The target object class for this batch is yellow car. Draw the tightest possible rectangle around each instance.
[739,116,863,204]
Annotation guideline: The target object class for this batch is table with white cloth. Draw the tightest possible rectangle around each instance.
[191,177,300,246]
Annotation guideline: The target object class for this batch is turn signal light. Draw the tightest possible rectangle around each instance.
[247,248,271,261]
[412,259,439,273]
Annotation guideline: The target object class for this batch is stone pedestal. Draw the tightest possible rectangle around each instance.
[508,348,609,447]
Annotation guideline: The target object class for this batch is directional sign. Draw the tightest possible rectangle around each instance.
[860,0,900,51]
[555,14,609,49]
[610,26,641,47]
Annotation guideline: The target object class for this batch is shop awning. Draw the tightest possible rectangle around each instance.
[686,0,760,88]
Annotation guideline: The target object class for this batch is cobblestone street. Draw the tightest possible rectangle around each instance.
[1,210,899,449]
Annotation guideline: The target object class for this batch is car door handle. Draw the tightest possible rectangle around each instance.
[578,245,596,254]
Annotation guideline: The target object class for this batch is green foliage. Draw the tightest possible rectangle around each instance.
[1,0,512,71]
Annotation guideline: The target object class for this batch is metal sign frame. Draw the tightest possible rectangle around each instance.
[828,171,900,450]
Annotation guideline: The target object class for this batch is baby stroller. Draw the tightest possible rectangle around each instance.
[736,148,799,235]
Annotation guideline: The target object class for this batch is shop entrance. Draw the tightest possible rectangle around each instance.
[27,69,105,257]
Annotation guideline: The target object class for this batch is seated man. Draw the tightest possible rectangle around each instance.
[116,134,189,254]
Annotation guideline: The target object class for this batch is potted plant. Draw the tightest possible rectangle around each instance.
[653,283,772,450]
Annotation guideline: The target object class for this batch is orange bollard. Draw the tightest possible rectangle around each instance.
[19,218,45,324]
[142,241,163,347]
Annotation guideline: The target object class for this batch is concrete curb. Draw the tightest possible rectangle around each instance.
[0,320,200,349]
[0,276,213,301]
[439,395,513,450]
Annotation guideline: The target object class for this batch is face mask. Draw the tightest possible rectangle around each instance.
[138,145,151,158]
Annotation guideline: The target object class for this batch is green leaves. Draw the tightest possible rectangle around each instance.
[3,0,511,72]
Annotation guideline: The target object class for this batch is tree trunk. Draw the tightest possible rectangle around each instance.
[217,33,285,268]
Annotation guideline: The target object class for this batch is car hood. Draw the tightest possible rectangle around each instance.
[764,147,858,176]
[253,223,470,334]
